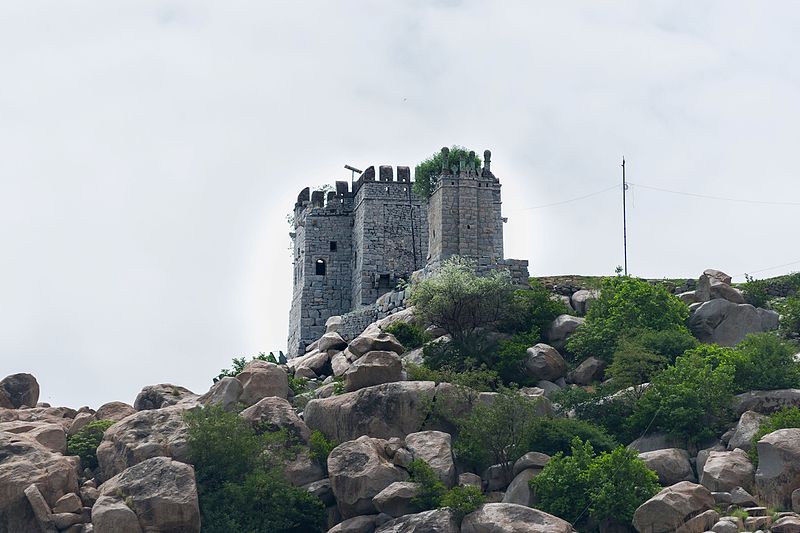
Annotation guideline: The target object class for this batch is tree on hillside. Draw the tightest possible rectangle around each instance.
[413,146,482,197]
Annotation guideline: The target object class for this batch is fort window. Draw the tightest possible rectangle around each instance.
[315,259,326,275]
[330,241,337,251]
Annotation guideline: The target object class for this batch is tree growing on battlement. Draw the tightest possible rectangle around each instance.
[413,145,482,197]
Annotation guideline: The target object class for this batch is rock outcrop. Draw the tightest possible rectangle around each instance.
[755,428,800,509]
[461,503,574,533]
[0,373,40,408]
[633,481,715,533]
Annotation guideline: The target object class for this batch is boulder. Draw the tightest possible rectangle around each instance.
[459,472,482,489]
[711,518,740,533]
[236,360,289,405]
[94,401,136,422]
[695,269,733,301]
[92,496,143,533]
[678,291,699,305]
[0,420,67,454]
[0,373,40,408]
[375,508,458,533]
[328,436,409,518]
[524,344,567,382]
[372,481,419,517]
[483,463,513,492]
[319,332,348,352]
[501,468,537,506]
[401,346,425,367]
[329,514,379,533]
[773,515,800,533]
[632,481,715,533]
[52,493,82,514]
[305,381,436,442]
[638,448,696,486]
[68,412,95,437]
[0,432,79,533]
[727,410,767,451]
[461,503,573,533]
[512,452,550,477]
[567,356,606,385]
[545,314,585,350]
[700,449,754,492]
[735,389,800,416]
[332,352,351,377]
[95,456,200,533]
[290,349,331,376]
[689,299,778,346]
[197,377,243,411]
[283,448,325,486]
[133,383,197,411]
[349,332,404,358]
[571,289,599,316]
[628,432,687,453]
[344,351,403,392]
[755,428,800,508]
[239,396,310,443]
[96,405,190,480]
[24,484,57,533]
[325,315,343,334]
[404,431,456,487]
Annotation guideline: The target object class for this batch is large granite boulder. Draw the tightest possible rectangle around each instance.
[328,436,409,519]
[461,503,573,533]
[0,431,79,532]
[349,332,404,358]
[567,356,606,385]
[133,383,197,411]
[0,420,67,454]
[700,449,754,492]
[571,289,599,316]
[372,481,418,517]
[638,448,695,486]
[305,381,436,442]
[376,508,458,532]
[95,401,136,422]
[319,332,348,352]
[344,351,403,392]
[728,410,767,451]
[501,468,538,506]
[755,428,800,509]
[689,299,779,346]
[328,514,379,533]
[545,314,584,350]
[197,376,243,411]
[524,344,567,382]
[236,360,289,405]
[239,396,310,442]
[632,481,715,533]
[92,497,144,533]
[96,405,190,480]
[94,456,200,533]
[0,373,40,408]
[404,430,456,487]
[735,389,800,416]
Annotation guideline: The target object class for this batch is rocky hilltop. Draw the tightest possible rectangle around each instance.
[2,268,800,533]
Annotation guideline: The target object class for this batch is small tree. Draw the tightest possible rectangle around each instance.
[732,333,800,392]
[413,146,482,198]
[66,419,115,470]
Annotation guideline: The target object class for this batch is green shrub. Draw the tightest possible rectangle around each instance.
[742,274,771,308]
[629,346,735,444]
[779,296,800,337]
[408,459,447,511]
[184,406,325,533]
[499,281,570,336]
[308,430,336,473]
[732,333,800,392]
[385,322,430,350]
[288,376,308,396]
[531,438,659,527]
[524,417,617,456]
[413,146,482,198]
[552,385,638,444]
[494,332,539,386]
[216,352,280,382]
[748,407,800,465]
[66,419,115,470]
[405,363,499,392]
[566,277,690,362]
[440,485,485,523]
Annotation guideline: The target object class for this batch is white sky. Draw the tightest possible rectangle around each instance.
[2,1,800,408]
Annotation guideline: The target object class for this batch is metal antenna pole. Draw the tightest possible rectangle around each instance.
[622,157,629,276]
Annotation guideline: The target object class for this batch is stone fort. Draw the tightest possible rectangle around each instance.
[288,147,529,356]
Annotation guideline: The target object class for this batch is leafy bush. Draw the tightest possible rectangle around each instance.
[308,430,336,473]
[288,376,308,396]
[411,257,515,364]
[499,281,570,336]
[748,407,800,465]
[531,438,659,527]
[413,146,482,198]
[742,274,771,308]
[566,277,690,362]
[184,406,325,533]
[629,346,735,444]
[454,389,544,478]
[524,417,617,457]
[732,333,800,392]
[408,459,447,511]
[552,385,638,444]
[779,296,800,337]
[384,322,430,350]
[440,485,485,523]
[405,362,499,391]
[66,419,115,470]
[494,331,539,386]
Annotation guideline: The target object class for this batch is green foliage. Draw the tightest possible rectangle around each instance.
[384,322,430,350]
[499,281,570,336]
[742,274,771,308]
[454,389,543,477]
[566,277,690,362]
[413,146,482,198]
[405,362,499,391]
[532,438,659,527]
[630,346,735,444]
[184,406,325,533]
[440,485,485,524]
[732,333,800,392]
[408,459,447,511]
[332,376,345,395]
[748,407,800,465]
[524,417,617,457]
[552,385,638,445]
[308,430,336,472]
[216,352,280,382]
[779,296,800,337]
[288,376,309,396]
[411,257,515,362]
[66,419,115,470]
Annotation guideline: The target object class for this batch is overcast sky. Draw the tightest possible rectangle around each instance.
[2,1,800,408]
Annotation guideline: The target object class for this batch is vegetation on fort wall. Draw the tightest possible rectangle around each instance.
[413,146,482,197]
